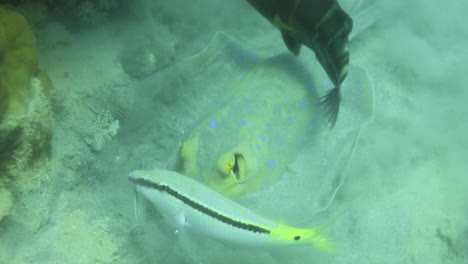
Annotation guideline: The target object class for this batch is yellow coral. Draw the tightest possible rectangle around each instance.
[0,7,39,118]
[0,7,54,172]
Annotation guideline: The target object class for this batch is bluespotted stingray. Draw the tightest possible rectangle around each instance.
[127,27,374,215]
[165,31,374,207]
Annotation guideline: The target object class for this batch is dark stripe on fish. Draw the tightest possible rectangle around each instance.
[130,177,271,235]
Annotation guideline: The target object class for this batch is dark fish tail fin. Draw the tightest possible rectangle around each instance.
[320,86,341,128]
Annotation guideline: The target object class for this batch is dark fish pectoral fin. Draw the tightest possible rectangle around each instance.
[281,31,302,56]
[320,87,341,128]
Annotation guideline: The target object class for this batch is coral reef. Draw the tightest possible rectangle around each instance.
[0,7,53,185]
[0,7,38,117]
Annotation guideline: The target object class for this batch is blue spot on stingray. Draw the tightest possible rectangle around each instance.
[256,144,261,150]
[237,55,244,61]
[308,122,315,131]
[251,58,257,62]
[323,79,330,87]
[265,123,271,129]
[300,103,307,109]
[235,75,243,81]
[247,50,257,56]
[240,120,247,127]
[241,66,249,71]
[269,51,275,56]
[289,117,295,123]
[209,120,217,129]
[276,136,284,145]
[260,135,266,142]
[309,86,315,93]
[245,108,251,113]
[267,160,276,168]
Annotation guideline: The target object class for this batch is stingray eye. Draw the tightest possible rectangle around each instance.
[294,235,301,241]
[161,185,168,191]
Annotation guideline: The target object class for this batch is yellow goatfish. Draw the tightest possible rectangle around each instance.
[129,169,342,253]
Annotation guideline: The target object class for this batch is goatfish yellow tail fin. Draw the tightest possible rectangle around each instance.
[271,211,347,253]
[306,211,348,253]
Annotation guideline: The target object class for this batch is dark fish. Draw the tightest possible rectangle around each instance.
[247,0,353,127]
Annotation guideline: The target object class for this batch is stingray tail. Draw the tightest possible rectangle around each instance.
[320,86,341,128]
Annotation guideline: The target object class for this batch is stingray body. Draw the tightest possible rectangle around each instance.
[247,0,353,127]
[179,47,324,198]
[130,14,376,206]
[174,32,374,200]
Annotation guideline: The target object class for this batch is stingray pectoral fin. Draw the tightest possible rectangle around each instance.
[177,136,199,177]
[281,31,302,56]
[320,86,341,128]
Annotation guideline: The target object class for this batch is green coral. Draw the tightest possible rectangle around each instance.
[0,7,54,175]
[0,7,38,118]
